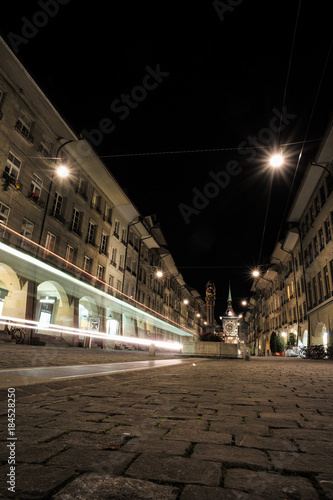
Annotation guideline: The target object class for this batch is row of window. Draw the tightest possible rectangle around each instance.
[303,214,333,267]
[265,301,308,331]
[300,174,333,238]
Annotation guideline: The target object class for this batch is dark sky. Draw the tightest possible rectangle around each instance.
[2,1,333,318]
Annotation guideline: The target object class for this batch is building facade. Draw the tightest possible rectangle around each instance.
[0,37,205,346]
[247,119,333,354]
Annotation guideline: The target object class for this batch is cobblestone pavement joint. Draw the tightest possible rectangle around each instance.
[0,344,332,499]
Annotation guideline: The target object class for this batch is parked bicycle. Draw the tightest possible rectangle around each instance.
[301,344,333,360]
[4,322,25,344]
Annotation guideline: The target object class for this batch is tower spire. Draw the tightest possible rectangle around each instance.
[228,281,232,303]
[225,282,236,316]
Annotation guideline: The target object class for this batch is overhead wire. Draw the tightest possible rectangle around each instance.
[257,0,302,266]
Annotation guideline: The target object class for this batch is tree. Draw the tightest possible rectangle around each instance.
[270,331,277,354]
[199,332,222,342]
[276,333,285,354]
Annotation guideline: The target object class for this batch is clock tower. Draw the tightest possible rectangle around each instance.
[222,283,238,341]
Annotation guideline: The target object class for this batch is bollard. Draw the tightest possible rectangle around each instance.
[243,347,251,361]
[149,343,156,357]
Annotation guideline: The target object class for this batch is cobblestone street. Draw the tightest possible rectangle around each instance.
[0,345,332,499]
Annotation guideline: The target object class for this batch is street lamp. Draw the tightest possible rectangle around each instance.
[270,154,283,168]
[310,161,333,184]
[38,139,78,247]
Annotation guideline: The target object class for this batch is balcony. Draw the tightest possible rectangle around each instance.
[2,171,23,192]
[69,224,82,238]
[15,120,34,144]
[110,260,117,268]
[85,237,96,248]
[99,248,109,257]
[50,211,66,225]
[27,191,45,208]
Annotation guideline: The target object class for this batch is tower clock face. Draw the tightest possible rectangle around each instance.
[225,321,235,334]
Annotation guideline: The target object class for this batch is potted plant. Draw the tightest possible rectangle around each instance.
[270,331,277,355]
[276,333,285,356]
[287,332,296,349]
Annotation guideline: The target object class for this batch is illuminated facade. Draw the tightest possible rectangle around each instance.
[0,37,205,346]
[247,119,333,354]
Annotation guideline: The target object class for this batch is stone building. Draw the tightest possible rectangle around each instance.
[0,37,205,346]
[247,118,333,354]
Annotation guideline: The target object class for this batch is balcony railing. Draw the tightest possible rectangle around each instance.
[50,211,66,225]
[2,171,23,192]
[15,120,34,144]
[27,191,45,208]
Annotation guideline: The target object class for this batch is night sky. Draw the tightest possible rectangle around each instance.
[2,1,333,318]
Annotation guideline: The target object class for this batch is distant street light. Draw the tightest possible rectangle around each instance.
[252,270,260,278]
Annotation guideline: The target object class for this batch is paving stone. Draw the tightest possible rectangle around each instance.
[317,473,333,500]
[163,428,232,444]
[180,484,267,499]
[48,448,136,475]
[57,431,128,449]
[192,443,269,469]
[296,439,333,455]
[121,437,191,455]
[270,451,333,474]
[15,427,66,443]
[16,441,67,463]
[224,468,319,499]
[271,428,333,441]
[103,414,150,426]
[37,417,114,433]
[210,422,270,437]
[5,464,76,500]
[125,453,222,486]
[236,435,298,451]
[158,418,208,430]
[52,474,179,500]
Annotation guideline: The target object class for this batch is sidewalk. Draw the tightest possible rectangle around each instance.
[0,344,333,499]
